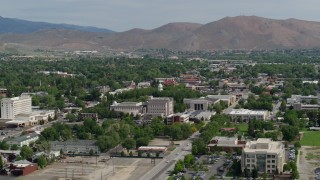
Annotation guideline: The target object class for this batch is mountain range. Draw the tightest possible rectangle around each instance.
[1,16,320,51]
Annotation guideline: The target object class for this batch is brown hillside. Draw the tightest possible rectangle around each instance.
[1,16,320,51]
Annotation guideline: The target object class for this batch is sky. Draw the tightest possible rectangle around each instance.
[1,0,320,32]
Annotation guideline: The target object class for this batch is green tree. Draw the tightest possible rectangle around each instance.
[66,113,77,122]
[37,155,47,168]
[10,144,19,150]
[89,149,94,156]
[294,142,301,149]
[184,154,195,168]
[20,146,34,159]
[173,160,184,174]
[0,141,10,150]
[281,126,299,141]
[122,138,136,150]
[252,166,258,178]
[0,156,3,169]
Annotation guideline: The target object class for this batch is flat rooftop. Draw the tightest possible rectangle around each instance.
[229,109,268,115]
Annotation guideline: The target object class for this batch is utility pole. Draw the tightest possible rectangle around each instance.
[82,156,84,175]
[112,157,115,175]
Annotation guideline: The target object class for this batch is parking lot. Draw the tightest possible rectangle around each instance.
[179,154,233,180]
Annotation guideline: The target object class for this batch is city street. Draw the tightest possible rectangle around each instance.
[139,132,199,180]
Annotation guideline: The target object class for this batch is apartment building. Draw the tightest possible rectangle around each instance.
[1,95,32,120]
[228,109,269,122]
[146,96,173,117]
[7,133,39,147]
[241,138,285,174]
[51,140,100,154]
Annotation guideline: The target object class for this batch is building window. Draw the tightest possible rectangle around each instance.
[272,160,275,163]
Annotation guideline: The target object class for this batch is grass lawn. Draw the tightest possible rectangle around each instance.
[300,131,320,146]
[236,123,248,135]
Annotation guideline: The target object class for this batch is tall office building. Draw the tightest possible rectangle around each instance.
[1,95,32,119]
[241,138,285,174]
[146,96,173,117]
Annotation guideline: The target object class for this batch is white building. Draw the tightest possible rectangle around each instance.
[1,95,32,120]
[183,95,236,111]
[5,110,55,128]
[146,96,173,117]
[110,101,144,116]
[7,133,39,147]
[228,109,269,122]
[241,138,285,174]
[287,94,319,105]
[137,82,151,89]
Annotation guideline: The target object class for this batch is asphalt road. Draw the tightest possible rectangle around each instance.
[139,132,199,180]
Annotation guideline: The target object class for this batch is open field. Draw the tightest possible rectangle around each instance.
[300,131,320,146]
[22,155,159,180]
[299,146,320,180]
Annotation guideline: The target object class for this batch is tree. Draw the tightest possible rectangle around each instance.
[244,167,250,177]
[184,154,195,168]
[66,113,77,122]
[173,160,184,174]
[251,166,258,178]
[0,156,3,169]
[281,126,299,142]
[37,155,47,169]
[136,137,149,148]
[294,142,301,149]
[120,151,126,156]
[122,138,136,150]
[0,141,10,150]
[129,151,133,157]
[192,139,207,155]
[89,149,94,156]
[20,146,34,159]
[10,144,19,150]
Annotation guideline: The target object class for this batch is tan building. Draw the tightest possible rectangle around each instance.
[146,96,173,117]
[206,95,237,106]
[207,136,245,152]
[241,138,285,174]
[183,98,218,111]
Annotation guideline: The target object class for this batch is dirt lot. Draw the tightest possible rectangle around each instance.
[299,146,320,180]
[22,155,159,180]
